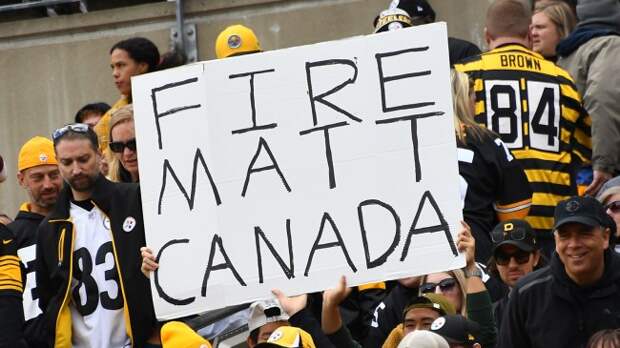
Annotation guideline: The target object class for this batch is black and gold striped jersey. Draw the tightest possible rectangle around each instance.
[0,223,22,296]
[455,44,592,237]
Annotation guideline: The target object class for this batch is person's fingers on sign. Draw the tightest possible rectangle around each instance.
[323,275,352,307]
[140,246,158,278]
[457,221,476,266]
[271,289,308,317]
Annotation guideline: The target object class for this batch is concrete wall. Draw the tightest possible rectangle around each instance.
[0,0,493,216]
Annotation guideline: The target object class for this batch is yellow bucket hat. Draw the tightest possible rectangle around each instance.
[161,321,211,348]
[255,326,316,348]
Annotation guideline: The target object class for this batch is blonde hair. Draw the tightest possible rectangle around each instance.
[451,69,492,143]
[108,104,135,183]
[534,1,576,39]
[419,269,468,316]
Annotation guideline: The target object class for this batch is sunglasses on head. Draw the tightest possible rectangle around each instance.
[420,278,457,294]
[109,138,137,153]
[606,201,620,213]
[52,123,89,141]
[495,249,531,266]
[491,225,527,244]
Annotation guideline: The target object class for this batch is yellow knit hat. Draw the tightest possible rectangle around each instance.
[255,326,316,348]
[161,321,211,348]
[215,24,261,59]
[18,136,57,171]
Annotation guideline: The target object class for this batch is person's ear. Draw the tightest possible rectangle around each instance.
[603,227,611,250]
[17,171,25,188]
[137,62,149,75]
[532,250,541,267]
[484,27,492,47]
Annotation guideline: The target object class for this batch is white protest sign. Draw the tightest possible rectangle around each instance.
[132,22,464,320]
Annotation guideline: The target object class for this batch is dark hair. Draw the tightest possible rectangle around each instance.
[486,0,532,39]
[157,49,188,70]
[53,127,99,152]
[248,328,259,345]
[587,329,620,348]
[74,102,111,123]
[110,37,160,73]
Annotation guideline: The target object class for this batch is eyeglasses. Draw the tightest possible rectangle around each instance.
[420,278,457,294]
[109,139,137,153]
[491,225,527,244]
[52,123,89,141]
[495,249,531,266]
[606,201,620,213]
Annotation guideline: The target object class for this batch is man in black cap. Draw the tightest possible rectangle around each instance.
[430,315,481,348]
[498,196,620,347]
[487,219,543,330]
[373,0,481,66]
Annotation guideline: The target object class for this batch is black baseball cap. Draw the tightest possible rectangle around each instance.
[373,0,436,28]
[430,315,480,346]
[491,219,537,253]
[553,196,608,230]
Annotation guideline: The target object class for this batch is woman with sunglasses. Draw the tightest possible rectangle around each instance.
[376,222,497,348]
[108,105,139,183]
[597,186,620,253]
[486,219,544,331]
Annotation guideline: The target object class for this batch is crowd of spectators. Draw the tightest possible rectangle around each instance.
[1,0,620,347]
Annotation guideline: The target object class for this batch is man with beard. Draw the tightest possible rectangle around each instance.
[35,124,158,347]
[7,136,62,347]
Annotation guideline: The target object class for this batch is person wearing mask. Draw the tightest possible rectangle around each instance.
[499,196,620,347]
[7,136,62,347]
[531,1,576,61]
[485,219,544,330]
[108,105,139,183]
[455,0,596,257]
[35,124,158,347]
[557,0,620,190]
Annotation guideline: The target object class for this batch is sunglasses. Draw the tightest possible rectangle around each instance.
[52,123,89,141]
[109,138,137,153]
[606,201,620,213]
[495,249,531,266]
[420,278,457,294]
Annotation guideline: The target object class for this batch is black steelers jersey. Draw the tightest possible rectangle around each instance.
[455,44,592,237]
[458,131,532,262]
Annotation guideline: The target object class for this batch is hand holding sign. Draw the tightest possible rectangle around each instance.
[132,22,463,320]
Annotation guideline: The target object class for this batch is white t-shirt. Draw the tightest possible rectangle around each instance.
[69,202,130,348]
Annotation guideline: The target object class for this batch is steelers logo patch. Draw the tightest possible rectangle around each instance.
[39,153,48,163]
[566,200,580,213]
[388,22,404,31]
[269,330,283,341]
[227,34,242,49]
[102,217,111,230]
[431,316,446,331]
[123,216,136,232]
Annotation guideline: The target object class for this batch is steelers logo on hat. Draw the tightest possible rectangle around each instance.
[269,330,283,341]
[431,317,446,330]
[228,34,242,49]
[566,200,580,213]
[39,153,48,163]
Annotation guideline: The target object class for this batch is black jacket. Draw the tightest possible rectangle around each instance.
[498,250,620,348]
[363,283,417,348]
[35,175,156,347]
[8,207,48,348]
